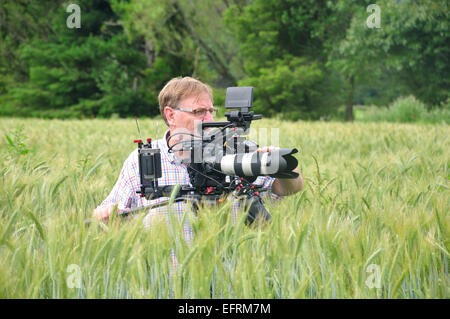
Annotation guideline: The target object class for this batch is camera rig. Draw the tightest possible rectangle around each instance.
[120,87,299,225]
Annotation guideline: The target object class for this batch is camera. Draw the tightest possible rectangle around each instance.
[134,87,299,224]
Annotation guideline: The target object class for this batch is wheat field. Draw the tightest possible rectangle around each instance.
[0,118,448,298]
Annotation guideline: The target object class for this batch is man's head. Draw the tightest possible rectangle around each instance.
[159,77,215,134]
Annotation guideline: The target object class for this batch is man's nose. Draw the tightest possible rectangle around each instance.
[203,111,214,122]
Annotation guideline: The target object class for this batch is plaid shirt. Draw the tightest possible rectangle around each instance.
[98,130,282,266]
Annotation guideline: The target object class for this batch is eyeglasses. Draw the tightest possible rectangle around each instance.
[172,106,218,118]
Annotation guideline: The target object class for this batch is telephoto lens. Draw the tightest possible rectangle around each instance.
[212,148,299,178]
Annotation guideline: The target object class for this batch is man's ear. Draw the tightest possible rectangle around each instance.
[164,107,175,126]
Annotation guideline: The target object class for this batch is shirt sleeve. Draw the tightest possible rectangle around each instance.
[252,176,283,201]
[97,151,140,210]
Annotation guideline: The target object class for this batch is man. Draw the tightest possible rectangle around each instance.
[93,77,303,235]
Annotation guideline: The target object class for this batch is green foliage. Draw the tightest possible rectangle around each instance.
[388,96,427,123]
[112,0,242,87]
[225,0,332,72]
[422,107,450,125]
[239,56,328,120]
[226,0,344,119]
[356,96,450,124]
[4,127,34,156]
[1,0,157,118]
[0,1,65,92]
[0,0,448,120]
[340,0,450,106]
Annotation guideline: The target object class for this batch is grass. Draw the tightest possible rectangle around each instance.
[0,118,448,298]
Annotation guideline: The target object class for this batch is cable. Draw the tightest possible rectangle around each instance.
[168,138,203,153]
[167,132,201,144]
[220,123,234,133]
[168,139,191,153]
[187,165,225,188]
[168,124,235,153]
[168,147,184,153]
[168,140,185,153]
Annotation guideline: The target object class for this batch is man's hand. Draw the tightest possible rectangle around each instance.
[271,167,303,196]
[93,204,115,222]
[257,146,304,196]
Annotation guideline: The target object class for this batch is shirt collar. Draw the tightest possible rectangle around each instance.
[159,130,182,165]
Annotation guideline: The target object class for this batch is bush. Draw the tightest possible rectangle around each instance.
[388,96,427,123]
[356,95,450,124]
[423,98,450,124]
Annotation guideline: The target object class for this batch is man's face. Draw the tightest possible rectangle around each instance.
[164,93,215,134]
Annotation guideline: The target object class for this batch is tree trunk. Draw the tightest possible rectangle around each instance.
[345,75,355,122]
[173,0,237,86]
[144,39,155,69]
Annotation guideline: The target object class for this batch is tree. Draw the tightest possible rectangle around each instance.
[112,0,245,87]
[2,0,153,118]
[325,1,379,121]
[0,0,64,94]
[338,0,449,108]
[225,0,349,119]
